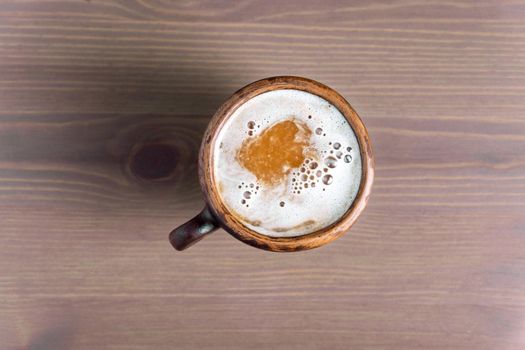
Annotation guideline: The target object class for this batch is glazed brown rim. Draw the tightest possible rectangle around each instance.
[199,76,374,252]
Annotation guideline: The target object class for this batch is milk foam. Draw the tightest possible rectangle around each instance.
[213,89,362,237]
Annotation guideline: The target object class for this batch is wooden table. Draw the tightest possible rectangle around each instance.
[1,1,524,349]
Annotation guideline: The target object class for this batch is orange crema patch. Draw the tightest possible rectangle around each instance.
[237,119,312,185]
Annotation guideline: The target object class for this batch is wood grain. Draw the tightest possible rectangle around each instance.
[1,1,524,349]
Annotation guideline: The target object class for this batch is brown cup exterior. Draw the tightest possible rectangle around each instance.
[172,76,374,252]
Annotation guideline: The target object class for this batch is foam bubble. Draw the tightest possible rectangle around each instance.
[322,174,333,185]
[325,156,337,168]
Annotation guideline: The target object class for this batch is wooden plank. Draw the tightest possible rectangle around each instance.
[1,1,524,349]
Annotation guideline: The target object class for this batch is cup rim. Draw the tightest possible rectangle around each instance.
[199,76,374,252]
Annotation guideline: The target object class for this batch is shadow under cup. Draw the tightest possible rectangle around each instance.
[170,76,374,252]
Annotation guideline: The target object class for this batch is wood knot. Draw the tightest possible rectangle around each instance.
[128,143,179,181]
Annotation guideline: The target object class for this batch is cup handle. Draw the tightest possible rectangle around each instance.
[169,206,219,251]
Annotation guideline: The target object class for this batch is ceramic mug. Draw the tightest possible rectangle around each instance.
[169,76,374,252]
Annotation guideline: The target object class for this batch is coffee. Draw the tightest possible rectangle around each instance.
[213,89,362,237]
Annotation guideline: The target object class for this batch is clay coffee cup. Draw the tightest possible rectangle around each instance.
[170,76,374,252]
